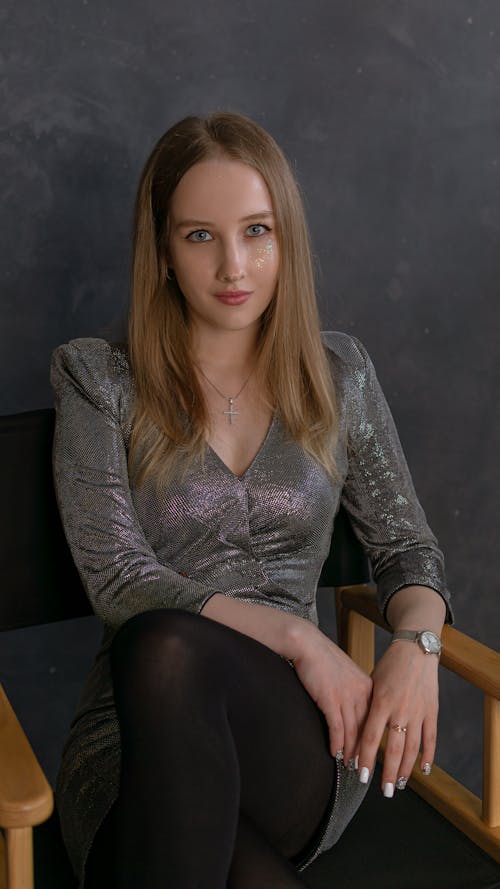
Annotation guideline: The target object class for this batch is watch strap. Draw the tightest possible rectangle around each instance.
[392,630,420,643]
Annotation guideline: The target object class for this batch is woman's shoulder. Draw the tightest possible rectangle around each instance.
[52,335,129,360]
[51,337,131,384]
[320,331,382,422]
[321,330,371,378]
[50,337,132,414]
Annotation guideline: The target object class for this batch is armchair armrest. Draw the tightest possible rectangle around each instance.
[335,583,500,863]
[0,683,53,828]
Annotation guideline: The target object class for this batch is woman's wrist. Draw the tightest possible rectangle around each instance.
[386,585,447,635]
[286,615,323,663]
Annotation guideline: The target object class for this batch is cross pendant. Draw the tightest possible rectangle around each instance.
[223,398,240,425]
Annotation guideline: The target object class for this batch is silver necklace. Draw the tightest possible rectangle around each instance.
[196,364,254,425]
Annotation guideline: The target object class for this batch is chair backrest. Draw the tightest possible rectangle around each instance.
[0,409,92,630]
[319,504,371,589]
[0,408,370,632]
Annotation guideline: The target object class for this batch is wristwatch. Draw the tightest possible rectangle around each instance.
[391,629,442,657]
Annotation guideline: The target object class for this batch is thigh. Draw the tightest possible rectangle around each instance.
[153,608,336,858]
[222,624,335,856]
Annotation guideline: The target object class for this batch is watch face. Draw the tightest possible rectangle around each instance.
[420,631,441,654]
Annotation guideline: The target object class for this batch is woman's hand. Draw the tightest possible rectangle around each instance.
[292,626,373,766]
[357,641,440,795]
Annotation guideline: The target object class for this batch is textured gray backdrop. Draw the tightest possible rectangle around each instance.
[1,0,499,798]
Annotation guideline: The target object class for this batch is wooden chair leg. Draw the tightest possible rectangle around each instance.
[0,831,6,889]
[484,695,500,827]
[5,828,33,889]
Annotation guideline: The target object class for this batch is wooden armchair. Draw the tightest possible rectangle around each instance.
[0,409,499,889]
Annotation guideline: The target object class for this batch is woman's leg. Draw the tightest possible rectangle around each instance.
[85,608,336,888]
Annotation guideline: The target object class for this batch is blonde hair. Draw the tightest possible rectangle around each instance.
[128,111,339,485]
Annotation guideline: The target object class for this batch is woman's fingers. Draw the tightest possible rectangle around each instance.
[383,705,438,792]
[419,711,438,775]
[354,641,440,794]
[357,704,419,793]
[336,679,372,765]
[292,632,373,764]
[357,704,386,782]
[327,696,371,764]
[382,721,419,795]
[327,710,345,760]
[359,711,437,795]
[340,703,359,765]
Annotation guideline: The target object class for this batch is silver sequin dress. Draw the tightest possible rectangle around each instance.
[51,331,452,886]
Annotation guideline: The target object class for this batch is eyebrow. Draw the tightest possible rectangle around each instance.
[174,210,274,230]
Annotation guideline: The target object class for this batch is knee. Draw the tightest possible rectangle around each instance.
[110,608,202,679]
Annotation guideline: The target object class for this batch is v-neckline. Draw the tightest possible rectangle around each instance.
[206,410,278,482]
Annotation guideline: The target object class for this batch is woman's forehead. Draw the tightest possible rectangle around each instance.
[170,158,274,223]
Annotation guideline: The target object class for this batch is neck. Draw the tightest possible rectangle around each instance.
[190,326,259,375]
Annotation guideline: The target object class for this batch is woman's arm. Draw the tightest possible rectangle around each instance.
[324,335,453,791]
[386,584,447,634]
[329,333,453,625]
[201,593,314,662]
[51,339,221,628]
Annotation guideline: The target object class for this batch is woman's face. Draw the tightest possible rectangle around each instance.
[167,156,280,340]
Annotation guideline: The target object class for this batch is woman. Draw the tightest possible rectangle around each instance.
[51,112,452,888]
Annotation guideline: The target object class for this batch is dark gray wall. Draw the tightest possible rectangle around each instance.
[1,0,499,799]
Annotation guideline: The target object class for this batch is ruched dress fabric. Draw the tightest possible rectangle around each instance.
[51,331,452,887]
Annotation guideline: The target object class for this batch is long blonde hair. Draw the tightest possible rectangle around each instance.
[128,112,339,485]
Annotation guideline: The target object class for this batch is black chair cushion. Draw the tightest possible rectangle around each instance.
[305,765,500,889]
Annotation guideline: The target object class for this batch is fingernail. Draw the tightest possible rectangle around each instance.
[359,767,370,784]
[422,762,432,776]
[347,758,356,771]
[335,749,344,762]
[396,776,408,790]
[354,755,359,770]
[383,782,395,798]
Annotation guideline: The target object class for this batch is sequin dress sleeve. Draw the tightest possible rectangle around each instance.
[51,338,219,627]
[323,331,452,623]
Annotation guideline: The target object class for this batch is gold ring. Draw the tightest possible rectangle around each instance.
[390,723,408,734]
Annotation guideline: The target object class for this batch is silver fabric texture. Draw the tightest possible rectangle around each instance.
[51,331,452,885]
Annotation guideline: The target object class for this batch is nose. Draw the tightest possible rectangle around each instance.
[221,269,244,283]
[217,240,245,284]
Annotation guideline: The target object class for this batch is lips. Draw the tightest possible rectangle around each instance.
[213,290,253,305]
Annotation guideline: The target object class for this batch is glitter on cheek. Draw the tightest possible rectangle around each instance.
[254,240,274,271]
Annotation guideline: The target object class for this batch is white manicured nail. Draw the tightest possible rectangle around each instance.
[383,782,395,798]
[359,767,370,784]
[354,755,359,770]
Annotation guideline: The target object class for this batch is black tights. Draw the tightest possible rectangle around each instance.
[85,608,336,888]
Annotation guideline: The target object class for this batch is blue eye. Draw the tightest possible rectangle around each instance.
[187,230,213,242]
[247,224,270,237]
